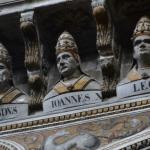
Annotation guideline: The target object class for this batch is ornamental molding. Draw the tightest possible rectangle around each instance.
[0,0,88,16]
[99,127,150,150]
[0,139,25,150]
[0,95,150,136]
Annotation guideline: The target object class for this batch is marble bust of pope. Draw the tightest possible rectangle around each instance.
[123,16,150,83]
[0,43,30,104]
[44,31,100,100]
[117,16,150,99]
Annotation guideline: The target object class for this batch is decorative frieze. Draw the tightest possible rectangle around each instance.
[0,95,150,134]
[0,103,150,149]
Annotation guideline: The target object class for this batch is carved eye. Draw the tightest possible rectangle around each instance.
[0,65,5,69]
[134,40,142,46]
[62,54,70,60]
[143,39,150,44]
[57,57,60,63]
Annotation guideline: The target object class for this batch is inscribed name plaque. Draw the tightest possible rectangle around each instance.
[43,90,102,114]
[0,104,28,121]
[117,78,150,99]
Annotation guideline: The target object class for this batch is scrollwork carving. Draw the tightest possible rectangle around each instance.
[92,0,119,97]
[20,11,47,108]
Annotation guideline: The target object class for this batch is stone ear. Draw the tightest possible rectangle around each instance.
[133,49,137,60]
[133,51,136,59]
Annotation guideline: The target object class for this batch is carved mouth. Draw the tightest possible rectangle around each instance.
[61,66,68,71]
[140,48,147,51]
[138,48,150,52]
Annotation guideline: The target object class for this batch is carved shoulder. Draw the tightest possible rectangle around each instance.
[119,67,141,85]
[84,79,101,90]
[43,89,59,101]
[13,94,30,104]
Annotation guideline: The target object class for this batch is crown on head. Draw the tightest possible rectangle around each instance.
[132,16,150,39]
[56,31,80,62]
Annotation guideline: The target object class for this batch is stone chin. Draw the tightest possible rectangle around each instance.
[134,51,150,61]
[138,49,150,55]
[59,65,81,78]
[0,77,10,83]
[0,72,11,86]
[60,70,72,77]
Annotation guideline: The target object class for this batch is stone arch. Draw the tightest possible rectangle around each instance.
[0,139,25,150]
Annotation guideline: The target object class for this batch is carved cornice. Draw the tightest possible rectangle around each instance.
[0,96,150,135]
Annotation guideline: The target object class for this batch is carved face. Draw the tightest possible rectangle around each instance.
[56,52,79,77]
[0,62,11,83]
[133,35,150,59]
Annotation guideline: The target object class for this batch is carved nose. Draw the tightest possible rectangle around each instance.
[59,59,65,66]
[140,43,146,48]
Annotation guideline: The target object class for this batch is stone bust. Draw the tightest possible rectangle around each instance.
[124,16,150,82]
[117,16,150,98]
[0,43,29,104]
[44,31,100,99]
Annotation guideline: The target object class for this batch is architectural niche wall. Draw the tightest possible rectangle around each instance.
[0,0,102,92]
[105,0,150,80]
[35,0,101,89]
